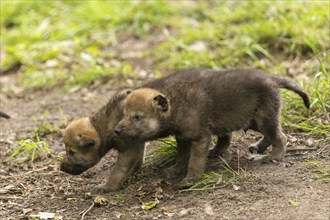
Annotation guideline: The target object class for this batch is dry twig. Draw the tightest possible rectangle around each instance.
[80,201,94,220]
[0,167,49,179]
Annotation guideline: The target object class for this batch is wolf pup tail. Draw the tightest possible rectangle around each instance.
[273,77,310,109]
[0,111,10,119]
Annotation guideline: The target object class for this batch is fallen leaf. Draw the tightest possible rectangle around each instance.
[141,198,159,210]
[160,205,176,217]
[94,195,109,206]
[66,197,77,202]
[30,212,63,220]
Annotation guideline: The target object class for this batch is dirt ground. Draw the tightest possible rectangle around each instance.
[0,76,329,220]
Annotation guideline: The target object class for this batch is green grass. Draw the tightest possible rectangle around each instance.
[1,1,328,91]
[145,140,250,192]
[1,1,178,91]
[1,1,329,147]
[8,135,52,163]
[30,108,68,139]
[281,64,330,142]
[151,1,329,70]
[180,157,250,192]
[145,139,177,168]
[7,109,66,163]
[289,196,299,207]
[305,155,330,182]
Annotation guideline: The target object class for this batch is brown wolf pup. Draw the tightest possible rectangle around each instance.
[60,69,231,193]
[114,68,310,185]
[60,90,145,194]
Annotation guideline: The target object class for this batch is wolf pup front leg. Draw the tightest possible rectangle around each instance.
[91,143,145,194]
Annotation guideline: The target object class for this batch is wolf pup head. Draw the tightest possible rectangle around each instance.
[114,88,170,141]
[60,117,102,175]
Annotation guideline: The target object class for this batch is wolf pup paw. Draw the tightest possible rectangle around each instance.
[163,165,185,179]
[258,154,283,164]
[91,184,113,194]
[177,177,199,189]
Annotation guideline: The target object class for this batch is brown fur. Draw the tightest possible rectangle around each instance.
[60,90,145,193]
[115,68,310,185]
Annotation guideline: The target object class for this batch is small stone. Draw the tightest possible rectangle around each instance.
[233,185,240,191]
[306,138,314,147]
[84,192,92,199]
[178,208,190,217]
[205,203,214,215]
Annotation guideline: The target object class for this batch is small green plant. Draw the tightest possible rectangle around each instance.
[305,155,330,182]
[114,193,125,202]
[308,68,330,114]
[180,157,249,192]
[32,108,67,138]
[33,115,59,137]
[289,196,299,207]
[9,135,52,163]
[180,172,231,192]
[145,138,177,168]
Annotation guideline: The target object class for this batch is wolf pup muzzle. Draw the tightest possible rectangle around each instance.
[60,162,88,175]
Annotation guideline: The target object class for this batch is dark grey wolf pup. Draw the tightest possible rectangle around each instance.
[114,68,310,185]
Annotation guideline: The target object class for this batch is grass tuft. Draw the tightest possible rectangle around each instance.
[180,157,249,192]
[32,108,67,138]
[8,135,52,163]
[281,61,330,142]
[305,155,330,182]
[145,139,177,168]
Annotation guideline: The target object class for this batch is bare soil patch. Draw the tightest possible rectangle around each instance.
[0,85,329,220]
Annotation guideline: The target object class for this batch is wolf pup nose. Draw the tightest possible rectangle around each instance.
[114,125,123,136]
[60,162,86,175]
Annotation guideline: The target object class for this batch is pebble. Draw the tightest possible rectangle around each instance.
[306,138,314,147]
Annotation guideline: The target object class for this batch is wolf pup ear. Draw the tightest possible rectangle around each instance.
[153,95,168,112]
[78,135,95,148]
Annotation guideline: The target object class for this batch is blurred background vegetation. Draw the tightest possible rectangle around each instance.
[1,0,329,139]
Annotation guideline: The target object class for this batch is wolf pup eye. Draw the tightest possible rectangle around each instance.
[132,115,143,122]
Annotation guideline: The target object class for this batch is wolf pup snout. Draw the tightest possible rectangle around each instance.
[114,125,123,136]
[60,117,103,175]
[60,161,87,175]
